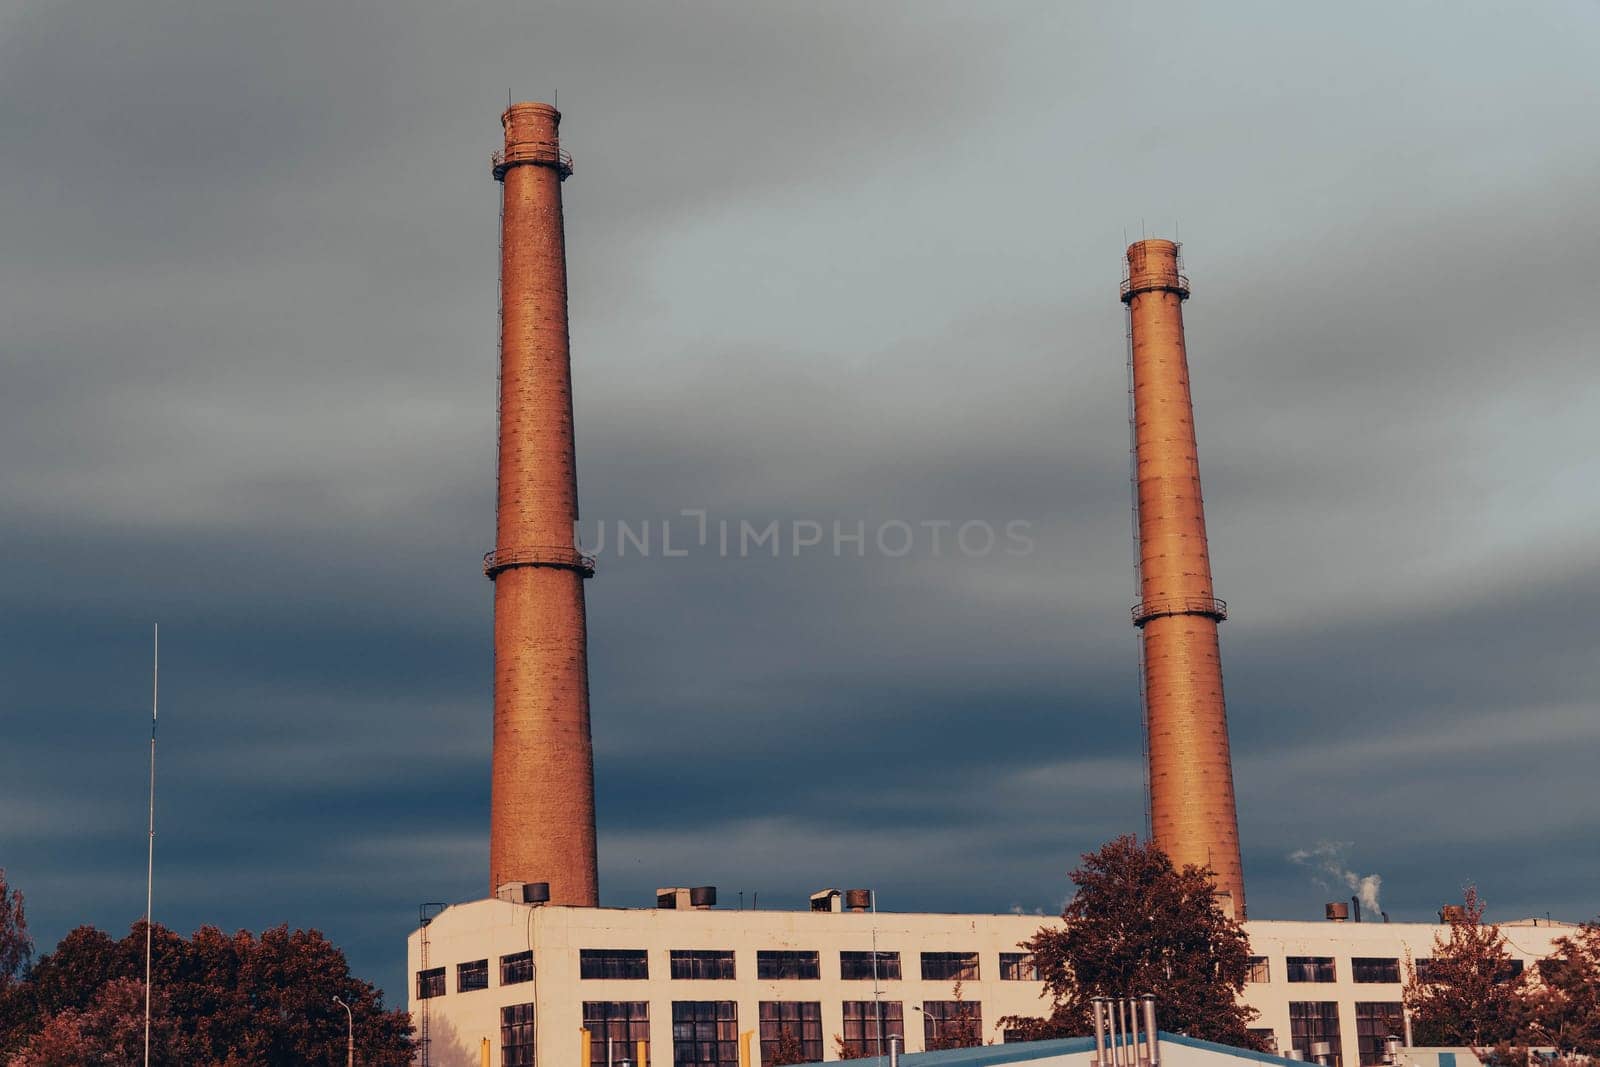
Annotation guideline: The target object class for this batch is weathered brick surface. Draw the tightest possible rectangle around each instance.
[488,102,598,905]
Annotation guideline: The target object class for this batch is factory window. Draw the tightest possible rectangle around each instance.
[1351,957,1401,984]
[1247,956,1271,983]
[457,958,489,992]
[756,950,820,980]
[671,949,736,980]
[416,966,445,999]
[1413,958,1434,983]
[581,949,650,980]
[999,952,1038,981]
[759,1001,822,1065]
[1355,1003,1404,1066]
[502,950,535,985]
[1289,1001,1343,1067]
[672,1000,738,1067]
[921,951,980,981]
[1250,1029,1279,1054]
[921,999,983,1050]
[585,1002,650,1063]
[502,1002,536,1067]
[1499,959,1525,983]
[840,950,901,981]
[1286,956,1337,982]
[841,1001,904,1058]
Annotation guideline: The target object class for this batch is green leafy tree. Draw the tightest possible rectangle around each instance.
[1404,887,1526,1049]
[1001,835,1263,1049]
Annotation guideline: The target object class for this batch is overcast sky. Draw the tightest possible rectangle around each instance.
[4,0,1599,1003]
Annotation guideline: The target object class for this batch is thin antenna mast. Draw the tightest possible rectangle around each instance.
[143,623,158,1067]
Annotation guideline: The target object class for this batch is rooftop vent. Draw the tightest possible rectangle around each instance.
[657,886,717,910]
[1325,902,1350,922]
[810,888,843,913]
[844,889,873,912]
[1440,904,1468,924]
[496,881,550,905]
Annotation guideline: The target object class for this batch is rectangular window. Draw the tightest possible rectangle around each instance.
[1248,956,1272,983]
[457,958,489,992]
[1286,956,1337,983]
[1355,1003,1404,1067]
[670,950,736,981]
[1500,959,1525,983]
[672,1001,738,1067]
[502,1002,536,1067]
[922,999,982,1050]
[502,950,535,986]
[841,1001,905,1058]
[1414,958,1434,983]
[921,952,980,982]
[581,949,650,980]
[755,951,820,980]
[999,953,1038,981]
[759,1001,822,1065]
[1289,1001,1343,1067]
[584,1002,651,1063]
[840,950,902,981]
[416,966,445,999]
[1351,958,1401,984]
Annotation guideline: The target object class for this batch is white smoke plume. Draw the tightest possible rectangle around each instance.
[1288,842,1384,917]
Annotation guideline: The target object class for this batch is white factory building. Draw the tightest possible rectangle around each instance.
[405,887,1574,1067]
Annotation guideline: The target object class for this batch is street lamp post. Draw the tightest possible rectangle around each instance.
[332,995,353,1067]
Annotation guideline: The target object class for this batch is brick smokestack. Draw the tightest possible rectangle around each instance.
[486,102,598,905]
[1122,239,1246,917]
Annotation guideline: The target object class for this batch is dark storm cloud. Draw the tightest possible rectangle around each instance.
[4,0,1598,1001]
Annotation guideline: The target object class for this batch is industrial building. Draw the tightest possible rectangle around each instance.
[406,894,1574,1067]
[406,102,1575,1067]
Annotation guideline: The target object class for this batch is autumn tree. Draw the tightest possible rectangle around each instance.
[926,980,983,1051]
[1404,887,1525,1049]
[1519,918,1600,1056]
[0,893,413,1067]
[0,873,35,1060]
[7,977,193,1067]
[769,1025,808,1066]
[0,873,28,996]
[1002,835,1262,1049]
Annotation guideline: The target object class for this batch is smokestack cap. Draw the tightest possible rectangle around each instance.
[1121,238,1189,303]
[494,101,572,181]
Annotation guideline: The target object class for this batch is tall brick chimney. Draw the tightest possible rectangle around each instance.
[485,102,598,905]
[1122,239,1246,917]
